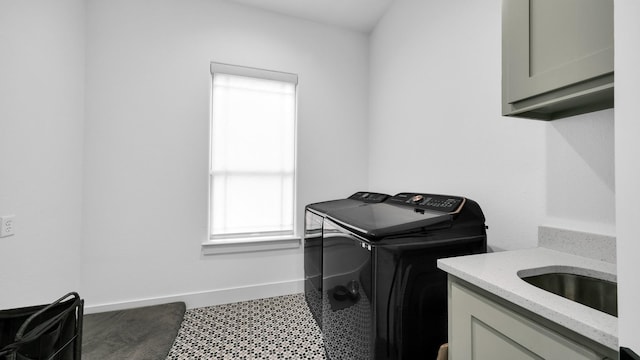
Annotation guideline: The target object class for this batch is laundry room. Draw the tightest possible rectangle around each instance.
[1,0,639,359]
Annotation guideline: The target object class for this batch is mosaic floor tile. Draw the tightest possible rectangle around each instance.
[167,293,326,360]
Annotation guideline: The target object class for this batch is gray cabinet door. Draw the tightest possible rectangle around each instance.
[448,280,608,360]
[502,0,614,120]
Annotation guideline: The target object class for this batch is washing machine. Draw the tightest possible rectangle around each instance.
[321,192,487,360]
[304,192,389,329]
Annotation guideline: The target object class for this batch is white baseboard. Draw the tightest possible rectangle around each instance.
[84,279,304,314]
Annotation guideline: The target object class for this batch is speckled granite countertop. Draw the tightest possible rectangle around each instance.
[437,228,618,351]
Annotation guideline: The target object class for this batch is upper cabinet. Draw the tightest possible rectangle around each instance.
[502,0,614,120]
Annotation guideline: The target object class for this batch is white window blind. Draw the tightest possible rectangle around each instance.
[209,63,297,239]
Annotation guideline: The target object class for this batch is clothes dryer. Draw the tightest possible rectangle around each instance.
[321,193,487,359]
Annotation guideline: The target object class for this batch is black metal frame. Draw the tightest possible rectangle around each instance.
[622,347,640,360]
[0,292,83,360]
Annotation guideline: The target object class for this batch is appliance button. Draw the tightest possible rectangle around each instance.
[411,195,424,203]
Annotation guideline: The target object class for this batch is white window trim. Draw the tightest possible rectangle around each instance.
[204,62,299,254]
[202,235,301,255]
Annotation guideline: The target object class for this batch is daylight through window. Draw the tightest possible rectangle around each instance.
[209,63,297,239]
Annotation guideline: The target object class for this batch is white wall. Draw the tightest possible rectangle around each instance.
[82,0,370,308]
[615,0,640,353]
[369,0,616,251]
[545,108,615,236]
[0,0,85,308]
[369,0,545,251]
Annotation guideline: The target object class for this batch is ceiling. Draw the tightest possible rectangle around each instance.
[222,0,396,33]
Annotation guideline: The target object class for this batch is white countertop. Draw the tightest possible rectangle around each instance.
[437,247,618,350]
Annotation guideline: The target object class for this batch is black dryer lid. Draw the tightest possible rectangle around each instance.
[306,192,389,216]
[325,202,452,240]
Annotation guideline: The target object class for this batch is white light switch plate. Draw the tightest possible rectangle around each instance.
[0,215,15,237]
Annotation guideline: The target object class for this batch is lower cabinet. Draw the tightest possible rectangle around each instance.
[448,278,615,360]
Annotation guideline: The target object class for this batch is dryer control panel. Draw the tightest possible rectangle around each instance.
[387,193,465,213]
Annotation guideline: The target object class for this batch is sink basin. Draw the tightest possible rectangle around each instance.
[520,272,617,317]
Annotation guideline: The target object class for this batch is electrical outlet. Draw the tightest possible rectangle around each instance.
[0,215,15,237]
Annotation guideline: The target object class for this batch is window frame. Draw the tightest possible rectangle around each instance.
[205,62,300,252]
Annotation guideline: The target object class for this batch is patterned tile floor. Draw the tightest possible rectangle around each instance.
[167,293,326,359]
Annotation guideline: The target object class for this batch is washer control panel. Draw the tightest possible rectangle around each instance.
[348,192,389,203]
[387,193,465,213]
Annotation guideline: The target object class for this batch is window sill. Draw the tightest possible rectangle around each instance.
[201,235,301,255]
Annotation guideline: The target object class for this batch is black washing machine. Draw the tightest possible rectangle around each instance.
[304,192,389,329]
[321,193,487,360]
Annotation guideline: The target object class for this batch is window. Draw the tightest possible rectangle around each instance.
[209,63,297,240]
